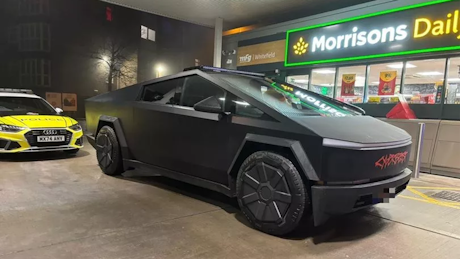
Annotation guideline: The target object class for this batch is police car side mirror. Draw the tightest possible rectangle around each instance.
[55,107,64,114]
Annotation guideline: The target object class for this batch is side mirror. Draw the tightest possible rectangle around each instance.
[193,96,222,114]
[55,107,63,114]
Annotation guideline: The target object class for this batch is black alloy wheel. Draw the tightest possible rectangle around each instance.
[96,126,123,176]
[237,151,310,236]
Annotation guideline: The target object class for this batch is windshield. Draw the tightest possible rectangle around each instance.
[0,97,57,116]
[211,73,362,117]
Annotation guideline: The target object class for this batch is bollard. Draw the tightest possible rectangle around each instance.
[412,122,425,179]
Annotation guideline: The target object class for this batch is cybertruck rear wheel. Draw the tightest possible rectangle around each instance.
[96,126,123,176]
[236,151,310,236]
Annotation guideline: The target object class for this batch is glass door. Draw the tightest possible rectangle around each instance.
[311,68,336,98]
[286,74,309,89]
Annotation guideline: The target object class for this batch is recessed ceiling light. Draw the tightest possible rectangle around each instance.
[417,71,443,76]
[313,69,336,74]
[448,78,460,82]
[371,81,380,84]
[387,63,416,69]
[387,64,404,69]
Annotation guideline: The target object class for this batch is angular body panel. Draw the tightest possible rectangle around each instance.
[292,116,411,144]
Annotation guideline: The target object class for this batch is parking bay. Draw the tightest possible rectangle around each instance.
[1,145,460,258]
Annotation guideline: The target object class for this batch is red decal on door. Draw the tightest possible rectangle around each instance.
[375,151,408,170]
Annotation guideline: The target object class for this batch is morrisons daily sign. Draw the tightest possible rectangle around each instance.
[285,0,460,67]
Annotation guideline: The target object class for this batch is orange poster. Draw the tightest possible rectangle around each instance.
[378,71,397,96]
[341,74,356,96]
[45,92,62,108]
[62,93,77,112]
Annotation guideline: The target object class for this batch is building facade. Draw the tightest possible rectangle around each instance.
[221,0,460,178]
[0,0,214,117]
[223,0,460,120]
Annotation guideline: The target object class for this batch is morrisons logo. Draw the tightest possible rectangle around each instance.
[291,8,460,54]
[306,25,408,53]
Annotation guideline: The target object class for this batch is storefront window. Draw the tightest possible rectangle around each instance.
[311,68,335,98]
[286,75,309,89]
[335,65,366,104]
[403,59,446,104]
[366,62,402,104]
[446,57,460,104]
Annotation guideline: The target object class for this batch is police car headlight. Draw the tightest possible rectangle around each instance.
[0,124,26,133]
[69,123,82,132]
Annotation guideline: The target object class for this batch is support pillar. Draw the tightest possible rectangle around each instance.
[213,17,223,68]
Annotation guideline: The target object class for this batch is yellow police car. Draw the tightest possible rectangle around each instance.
[0,89,83,154]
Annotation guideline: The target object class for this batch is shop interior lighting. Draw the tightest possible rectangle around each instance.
[294,79,309,83]
[448,78,460,82]
[417,71,443,76]
[355,76,365,85]
[387,63,416,69]
[313,69,336,74]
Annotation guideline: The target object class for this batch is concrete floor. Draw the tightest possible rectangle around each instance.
[1,145,460,259]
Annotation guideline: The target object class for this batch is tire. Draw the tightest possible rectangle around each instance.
[236,151,310,236]
[96,125,124,176]
[64,149,79,155]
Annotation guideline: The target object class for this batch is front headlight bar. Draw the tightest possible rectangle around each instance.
[69,123,82,132]
[0,124,27,133]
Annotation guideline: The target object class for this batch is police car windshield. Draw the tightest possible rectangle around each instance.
[0,97,57,116]
[211,73,360,117]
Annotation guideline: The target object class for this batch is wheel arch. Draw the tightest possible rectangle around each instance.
[227,134,319,191]
[96,115,131,160]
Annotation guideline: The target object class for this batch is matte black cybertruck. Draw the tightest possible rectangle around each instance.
[85,66,412,236]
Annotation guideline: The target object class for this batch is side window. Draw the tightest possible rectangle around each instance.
[180,75,225,108]
[141,78,184,104]
[229,95,276,121]
[233,98,264,118]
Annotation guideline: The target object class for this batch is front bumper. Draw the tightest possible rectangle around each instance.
[0,128,84,153]
[311,168,412,226]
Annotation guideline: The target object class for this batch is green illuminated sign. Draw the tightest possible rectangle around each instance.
[285,0,460,67]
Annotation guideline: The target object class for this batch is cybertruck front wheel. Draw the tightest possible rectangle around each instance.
[96,126,123,176]
[236,151,310,236]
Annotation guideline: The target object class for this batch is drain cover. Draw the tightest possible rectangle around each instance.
[431,191,460,202]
